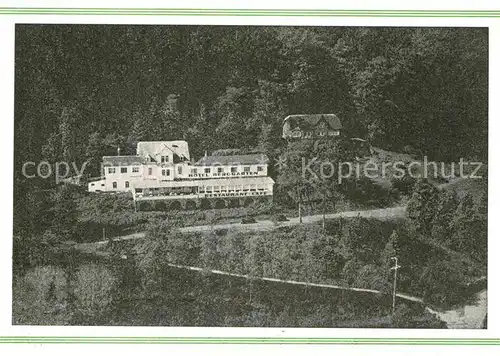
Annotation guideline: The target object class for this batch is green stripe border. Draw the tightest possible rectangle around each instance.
[2,5,496,346]
[0,337,497,344]
[0,8,499,17]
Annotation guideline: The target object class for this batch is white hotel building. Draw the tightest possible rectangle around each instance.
[88,141,274,208]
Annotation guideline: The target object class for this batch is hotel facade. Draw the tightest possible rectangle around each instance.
[88,141,274,209]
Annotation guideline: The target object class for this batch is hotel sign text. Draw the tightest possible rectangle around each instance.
[188,171,261,179]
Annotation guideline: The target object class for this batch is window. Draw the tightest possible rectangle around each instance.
[112,182,117,189]
[244,166,250,172]
[177,166,182,175]
[214,186,220,193]
[161,155,169,163]
[90,183,95,186]
[217,167,224,173]
[125,181,130,188]
[204,168,211,174]
[121,167,128,173]
[108,167,116,174]
[333,130,340,136]
[132,166,139,173]
[257,166,263,172]
[191,168,198,175]
[206,186,212,193]
[148,167,153,175]
[231,167,237,173]
[101,184,105,187]
[162,169,170,176]
[319,131,326,137]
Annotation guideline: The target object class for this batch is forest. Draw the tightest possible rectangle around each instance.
[14,25,488,234]
[12,180,486,326]
[15,25,487,172]
[12,25,488,327]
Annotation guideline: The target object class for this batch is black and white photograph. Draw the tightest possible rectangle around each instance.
[12,23,488,329]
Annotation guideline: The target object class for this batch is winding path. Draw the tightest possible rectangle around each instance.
[75,204,486,329]
[157,261,487,329]
[80,206,405,249]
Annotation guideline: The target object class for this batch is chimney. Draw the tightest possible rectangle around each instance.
[117,147,121,156]
[204,150,207,157]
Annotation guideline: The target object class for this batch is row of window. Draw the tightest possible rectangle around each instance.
[108,181,269,191]
[161,166,183,176]
[108,167,140,174]
[192,166,264,175]
[112,181,130,189]
[199,184,269,193]
[89,182,105,187]
[108,165,265,175]
[292,130,340,138]
[134,184,270,196]
[108,166,174,176]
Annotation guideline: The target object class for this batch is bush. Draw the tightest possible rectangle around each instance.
[12,265,71,325]
[73,263,117,318]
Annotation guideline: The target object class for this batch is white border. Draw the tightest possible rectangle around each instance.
[0,3,497,342]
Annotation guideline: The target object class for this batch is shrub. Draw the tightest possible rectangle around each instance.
[73,263,117,318]
[12,265,71,325]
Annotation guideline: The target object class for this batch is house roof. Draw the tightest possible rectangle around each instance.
[194,153,269,166]
[137,140,190,161]
[283,114,342,130]
[102,155,148,166]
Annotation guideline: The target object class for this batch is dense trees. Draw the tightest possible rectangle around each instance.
[12,263,117,325]
[15,26,487,176]
[14,24,488,248]
[407,179,440,234]
[13,25,487,326]
[407,179,487,263]
[73,264,118,318]
[12,265,72,325]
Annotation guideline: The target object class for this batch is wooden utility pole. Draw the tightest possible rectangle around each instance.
[297,185,302,224]
[299,199,302,224]
[390,257,401,314]
[322,190,326,230]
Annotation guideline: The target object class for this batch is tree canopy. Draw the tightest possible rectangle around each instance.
[15,25,487,177]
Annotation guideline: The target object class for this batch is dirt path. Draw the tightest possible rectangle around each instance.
[79,206,406,249]
[182,206,405,233]
[163,262,486,329]
[139,260,488,329]
[74,204,486,329]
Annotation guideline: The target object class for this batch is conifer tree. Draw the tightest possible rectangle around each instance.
[406,179,440,235]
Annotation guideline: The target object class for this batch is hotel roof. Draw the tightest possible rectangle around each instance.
[102,155,148,166]
[194,153,269,166]
[137,140,190,161]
